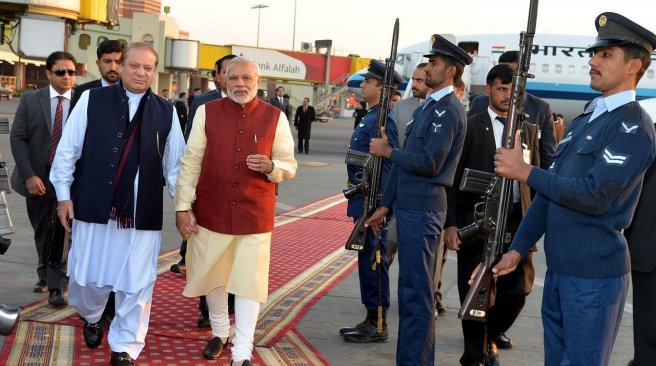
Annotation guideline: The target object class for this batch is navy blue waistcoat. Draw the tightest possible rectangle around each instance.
[72,83,173,230]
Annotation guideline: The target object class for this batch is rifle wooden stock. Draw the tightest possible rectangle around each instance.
[345,211,369,251]
[458,250,502,321]
[458,0,539,322]
[344,19,399,252]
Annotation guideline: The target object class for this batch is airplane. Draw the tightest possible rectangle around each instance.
[347,33,656,122]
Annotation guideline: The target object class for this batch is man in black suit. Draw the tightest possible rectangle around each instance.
[269,86,292,122]
[184,54,237,140]
[467,51,556,350]
[625,144,656,366]
[188,87,202,109]
[468,51,556,171]
[70,39,125,109]
[293,97,316,154]
[445,64,540,366]
[10,51,77,307]
[174,92,188,132]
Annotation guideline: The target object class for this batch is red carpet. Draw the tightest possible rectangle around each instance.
[1,194,355,365]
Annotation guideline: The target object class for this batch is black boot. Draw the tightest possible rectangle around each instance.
[341,310,388,343]
[338,313,369,336]
[48,289,66,307]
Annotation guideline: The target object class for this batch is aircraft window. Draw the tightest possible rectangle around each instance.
[458,41,479,55]
[555,64,562,74]
[581,65,589,75]
[647,69,654,78]
[542,64,549,73]
[530,62,536,71]
[568,65,575,74]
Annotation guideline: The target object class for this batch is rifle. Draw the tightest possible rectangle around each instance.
[457,0,539,322]
[343,18,399,252]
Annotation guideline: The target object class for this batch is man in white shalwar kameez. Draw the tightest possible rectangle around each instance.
[175,56,296,366]
[50,43,185,366]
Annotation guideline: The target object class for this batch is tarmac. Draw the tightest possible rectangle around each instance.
[0,98,636,365]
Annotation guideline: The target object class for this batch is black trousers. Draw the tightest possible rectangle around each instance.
[297,137,309,153]
[43,203,68,291]
[632,268,656,365]
[25,181,60,288]
[457,205,526,365]
[297,127,310,153]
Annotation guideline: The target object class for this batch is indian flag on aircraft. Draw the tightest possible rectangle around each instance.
[491,45,506,56]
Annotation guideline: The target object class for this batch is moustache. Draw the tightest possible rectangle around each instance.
[589,68,601,76]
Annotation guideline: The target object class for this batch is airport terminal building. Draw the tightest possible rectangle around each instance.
[0,0,370,114]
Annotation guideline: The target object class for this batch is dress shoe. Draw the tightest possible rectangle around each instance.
[342,321,388,343]
[110,351,134,366]
[495,333,514,349]
[0,235,11,255]
[486,342,500,366]
[82,320,103,349]
[32,279,48,293]
[197,314,211,328]
[339,320,368,336]
[48,289,67,308]
[170,259,186,274]
[231,360,253,366]
[435,301,447,316]
[203,336,226,360]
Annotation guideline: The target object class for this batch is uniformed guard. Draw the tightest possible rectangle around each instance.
[340,59,400,343]
[367,34,472,365]
[492,12,656,366]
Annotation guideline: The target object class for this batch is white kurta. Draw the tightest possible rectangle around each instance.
[50,90,186,293]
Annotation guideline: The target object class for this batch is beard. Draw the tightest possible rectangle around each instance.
[104,71,120,83]
[228,89,256,105]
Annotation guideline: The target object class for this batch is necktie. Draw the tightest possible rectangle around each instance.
[496,116,507,125]
[304,106,307,113]
[48,96,64,165]
[280,97,284,106]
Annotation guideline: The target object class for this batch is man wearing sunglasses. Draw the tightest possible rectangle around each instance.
[10,51,76,308]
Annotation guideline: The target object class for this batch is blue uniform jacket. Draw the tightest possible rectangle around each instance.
[381,91,467,213]
[346,104,398,218]
[510,101,656,278]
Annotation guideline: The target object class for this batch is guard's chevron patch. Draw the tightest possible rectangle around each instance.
[602,148,628,166]
[621,122,639,134]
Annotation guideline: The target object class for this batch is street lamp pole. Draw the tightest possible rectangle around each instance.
[292,0,297,51]
[251,4,269,47]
